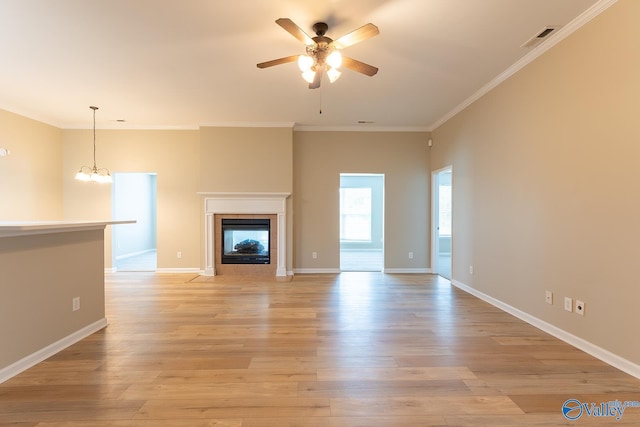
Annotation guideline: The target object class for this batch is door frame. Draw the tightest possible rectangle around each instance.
[339,173,385,272]
[431,166,452,277]
[111,172,158,271]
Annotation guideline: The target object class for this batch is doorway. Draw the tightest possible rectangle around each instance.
[339,173,384,271]
[432,167,452,279]
[112,173,157,271]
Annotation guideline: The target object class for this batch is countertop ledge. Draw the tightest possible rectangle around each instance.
[0,220,136,238]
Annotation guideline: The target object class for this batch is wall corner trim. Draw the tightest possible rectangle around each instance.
[451,279,640,380]
[0,318,108,384]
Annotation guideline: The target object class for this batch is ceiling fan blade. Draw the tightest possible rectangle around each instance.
[342,56,378,76]
[276,18,315,45]
[309,67,323,89]
[257,55,299,69]
[333,23,379,49]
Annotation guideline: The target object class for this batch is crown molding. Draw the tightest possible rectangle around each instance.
[199,122,295,128]
[294,125,430,132]
[428,0,619,132]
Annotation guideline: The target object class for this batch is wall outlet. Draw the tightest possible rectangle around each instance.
[469,265,474,275]
[177,251,182,259]
[564,297,573,312]
[408,251,414,259]
[312,251,318,259]
[545,290,553,305]
[576,300,585,316]
[72,297,80,312]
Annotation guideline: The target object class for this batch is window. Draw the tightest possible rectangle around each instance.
[340,187,372,242]
[438,183,452,236]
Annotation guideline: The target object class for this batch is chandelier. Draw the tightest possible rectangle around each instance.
[75,106,112,183]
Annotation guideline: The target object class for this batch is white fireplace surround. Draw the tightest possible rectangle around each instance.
[199,192,290,276]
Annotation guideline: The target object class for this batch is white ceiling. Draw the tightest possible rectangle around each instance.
[0,0,605,130]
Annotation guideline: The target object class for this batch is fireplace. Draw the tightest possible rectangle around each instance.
[199,192,290,276]
[221,218,270,264]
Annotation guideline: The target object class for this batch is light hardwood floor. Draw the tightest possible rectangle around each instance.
[1,272,640,426]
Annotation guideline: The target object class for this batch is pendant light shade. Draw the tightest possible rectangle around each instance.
[75,106,112,183]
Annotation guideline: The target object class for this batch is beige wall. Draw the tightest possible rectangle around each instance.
[199,126,293,192]
[63,129,201,269]
[0,229,105,369]
[293,131,430,271]
[431,0,640,364]
[0,110,62,220]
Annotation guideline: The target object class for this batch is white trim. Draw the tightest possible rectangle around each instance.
[293,268,432,274]
[294,125,429,132]
[197,192,291,199]
[115,248,155,260]
[428,0,619,131]
[108,268,202,274]
[155,268,203,274]
[71,123,200,130]
[0,318,108,384]
[451,279,640,379]
[383,268,431,274]
[200,122,295,128]
[293,268,341,274]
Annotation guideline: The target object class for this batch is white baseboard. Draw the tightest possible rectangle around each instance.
[107,268,203,274]
[155,268,203,274]
[293,268,432,274]
[0,318,108,384]
[293,268,341,274]
[115,249,155,260]
[451,279,640,379]
[383,268,432,274]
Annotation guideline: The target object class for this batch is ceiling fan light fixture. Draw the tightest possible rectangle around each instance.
[297,54,314,72]
[301,70,316,83]
[327,67,341,83]
[326,50,342,69]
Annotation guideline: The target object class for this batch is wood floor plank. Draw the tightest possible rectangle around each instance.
[120,381,300,400]
[316,366,477,381]
[0,272,638,425]
[29,421,241,427]
[152,368,317,383]
[241,415,447,426]
[134,397,331,419]
[329,395,524,416]
[297,379,470,398]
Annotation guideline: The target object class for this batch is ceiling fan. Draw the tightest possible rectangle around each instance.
[257,18,379,89]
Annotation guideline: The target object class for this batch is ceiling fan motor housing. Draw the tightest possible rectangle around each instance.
[312,22,329,36]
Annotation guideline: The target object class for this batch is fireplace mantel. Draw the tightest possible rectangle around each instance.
[198,192,290,276]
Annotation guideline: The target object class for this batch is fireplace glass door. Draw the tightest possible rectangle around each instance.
[221,218,270,264]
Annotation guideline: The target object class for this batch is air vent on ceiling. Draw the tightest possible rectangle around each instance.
[521,26,559,48]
